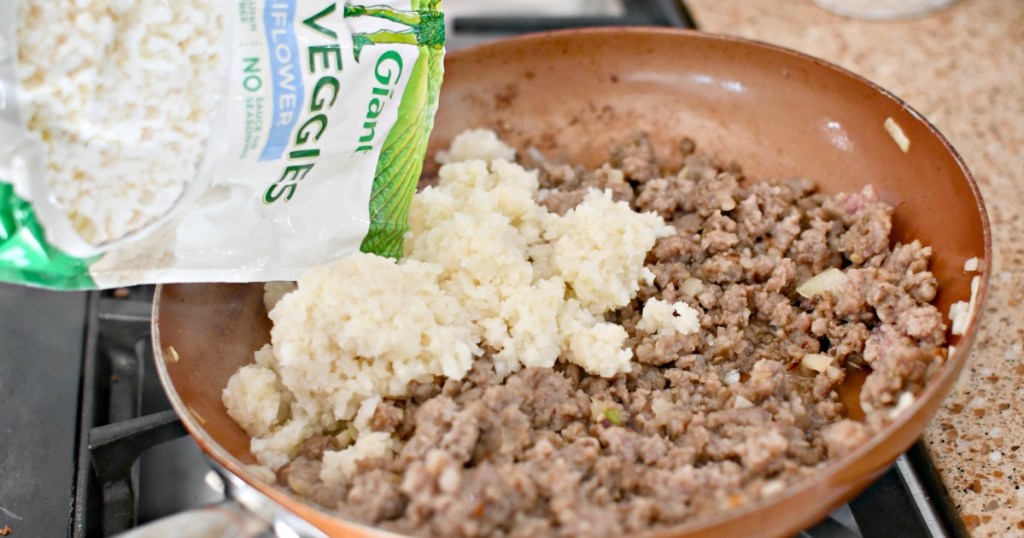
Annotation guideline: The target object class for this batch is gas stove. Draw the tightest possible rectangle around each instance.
[0,2,967,537]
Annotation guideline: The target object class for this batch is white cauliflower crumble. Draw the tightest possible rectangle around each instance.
[545,190,674,313]
[637,298,701,337]
[222,364,285,438]
[557,299,633,378]
[320,432,396,485]
[225,130,672,481]
[16,1,225,244]
[268,253,478,427]
[434,128,516,164]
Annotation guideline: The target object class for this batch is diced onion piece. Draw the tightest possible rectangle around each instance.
[947,300,966,319]
[680,278,705,297]
[734,395,755,409]
[762,480,785,496]
[948,345,956,357]
[888,391,916,419]
[963,257,979,272]
[948,301,969,336]
[796,268,848,299]
[957,275,981,336]
[948,276,982,337]
[188,404,207,425]
[801,353,833,373]
[884,117,910,153]
[723,369,741,385]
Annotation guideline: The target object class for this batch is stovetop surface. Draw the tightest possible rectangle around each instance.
[0,285,87,537]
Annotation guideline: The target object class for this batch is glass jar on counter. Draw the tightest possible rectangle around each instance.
[813,0,958,20]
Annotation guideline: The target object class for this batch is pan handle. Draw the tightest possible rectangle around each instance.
[116,500,273,538]
[116,465,329,538]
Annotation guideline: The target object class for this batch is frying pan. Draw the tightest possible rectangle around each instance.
[132,28,990,538]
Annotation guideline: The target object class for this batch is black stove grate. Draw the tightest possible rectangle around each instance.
[445,0,695,49]
[452,0,695,33]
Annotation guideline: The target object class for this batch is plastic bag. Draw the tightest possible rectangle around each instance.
[0,0,444,289]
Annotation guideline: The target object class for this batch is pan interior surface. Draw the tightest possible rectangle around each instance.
[155,29,988,538]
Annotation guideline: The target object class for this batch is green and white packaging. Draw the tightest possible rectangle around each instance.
[0,1,444,289]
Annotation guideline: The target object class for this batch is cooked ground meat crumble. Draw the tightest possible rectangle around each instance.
[274,134,947,537]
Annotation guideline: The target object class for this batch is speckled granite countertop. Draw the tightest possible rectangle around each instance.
[683,0,1023,535]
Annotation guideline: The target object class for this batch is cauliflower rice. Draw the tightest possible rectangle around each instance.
[16,1,225,244]
[223,129,673,476]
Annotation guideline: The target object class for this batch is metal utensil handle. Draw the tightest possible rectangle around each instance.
[116,500,273,538]
[117,463,330,538]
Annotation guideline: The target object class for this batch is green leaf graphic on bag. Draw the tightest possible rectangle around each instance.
[358,0,445,258]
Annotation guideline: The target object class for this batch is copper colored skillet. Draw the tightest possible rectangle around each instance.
[135,28,990,538]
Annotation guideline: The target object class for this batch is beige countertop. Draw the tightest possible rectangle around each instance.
[683,0,1023,535]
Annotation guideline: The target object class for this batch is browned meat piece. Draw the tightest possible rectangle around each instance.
[636,177,685,219]
[369,401,404,433]
[539,189,585,215]
[789,218,843,274]
[825,186,894,263]
[538,162,579,190]
[839,208,893,263]
[278,457,344,508]
[694,172,739,216]
[581,164,636,204]
[611,131,659,182]
[861,345,936,409]
[822,419,870,458]
[635,330,702,366]
[298,435,339,460]
[346,469,406,521]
